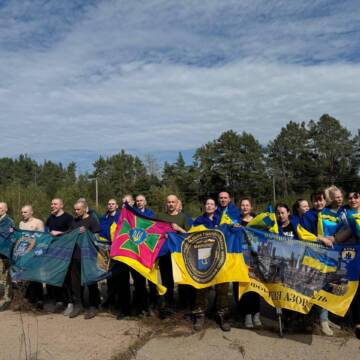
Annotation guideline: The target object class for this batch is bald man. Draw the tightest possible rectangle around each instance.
[0,202,14,310]
[19,205,44,232]
[45,198,73,312]
[156,195,191,317]
[134,195,154,217]
[18,205,45,308]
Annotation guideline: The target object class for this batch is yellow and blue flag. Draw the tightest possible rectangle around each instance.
[302,247,337,273]
[248,205,279,233]
[167,224,249,289]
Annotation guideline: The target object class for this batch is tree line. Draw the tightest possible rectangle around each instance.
[1,114,359,224]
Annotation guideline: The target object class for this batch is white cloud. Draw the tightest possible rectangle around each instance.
[0,0,359,160]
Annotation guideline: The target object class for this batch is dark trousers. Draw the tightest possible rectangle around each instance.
[66,257,82,305]
[66,257,100,308]
[178,285,196,309]
[158,253,174,306]
[46,284,65,303]
[352,282,360,325]
[130,268,148,312]
[233,282,260,315]
[26,282,43,303]
[105,261,131,315]
[195,284,229,316]
[87,283,101,308]
[148,281,158,307]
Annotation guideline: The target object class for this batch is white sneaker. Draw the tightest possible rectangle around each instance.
[244,314,254,328]
[253,312,262,327]
[320,321,334,336]
[63,303,74,317]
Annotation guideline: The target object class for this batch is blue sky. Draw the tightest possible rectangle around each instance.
[1,0,359,170]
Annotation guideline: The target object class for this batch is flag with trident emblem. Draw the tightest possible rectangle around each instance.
[110,205,174,294]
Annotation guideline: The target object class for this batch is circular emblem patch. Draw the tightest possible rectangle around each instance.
[13,235,36,258]
[129,228,147,245]
[182,230,226,284]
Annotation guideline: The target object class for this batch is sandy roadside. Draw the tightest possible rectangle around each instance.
[0,310,143,360]
[0,310,359,360]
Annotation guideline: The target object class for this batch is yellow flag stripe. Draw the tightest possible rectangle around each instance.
[302,255,337,273]
[171,252,250,289]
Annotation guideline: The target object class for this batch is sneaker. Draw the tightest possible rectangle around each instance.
[320,321,334,336]
[217,314,231,332]
[63,303,74,317]
[63,303,74,316]
[253,312,262,327]
[193,315,205,331]
[84,306,97,320]
[35,300,44,310]
[54,301,64,313]
[244,314,254,328]
[69,304,82,318]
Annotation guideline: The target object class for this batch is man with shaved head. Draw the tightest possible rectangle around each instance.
[66,200,101,320]
[156,194,191,317]
[0,202,14,310]
[134,194,154,218]
[45,198,73,312]
[19,205,44,308]
[46,198,73,236]
[19,205,44,232]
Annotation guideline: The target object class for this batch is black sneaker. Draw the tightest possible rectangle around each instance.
[217,314,231,332]
[84,306,97,320]
[69,304,82,318]
[193,315,205,331]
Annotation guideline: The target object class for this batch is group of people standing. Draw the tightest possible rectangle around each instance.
[0,186,359,339]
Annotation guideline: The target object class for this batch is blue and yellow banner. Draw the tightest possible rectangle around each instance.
[239,227,360,316]
[167,224,250,289]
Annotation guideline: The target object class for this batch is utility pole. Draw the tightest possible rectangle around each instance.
[272,176,276,204]
[95,177,99,209]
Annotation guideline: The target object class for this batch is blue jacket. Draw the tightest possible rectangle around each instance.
[193,212,221,229]
[133,207,155,218]
[99,209,120,242]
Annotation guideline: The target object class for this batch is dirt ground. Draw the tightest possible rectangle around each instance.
[0,309,359,360]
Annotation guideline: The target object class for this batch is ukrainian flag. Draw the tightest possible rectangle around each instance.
[167,224,250,289]
[291,216,318,241]
[302,247,338,273]
[219,207,240,225]
[248,205,279,234]
[318,209,342,237]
